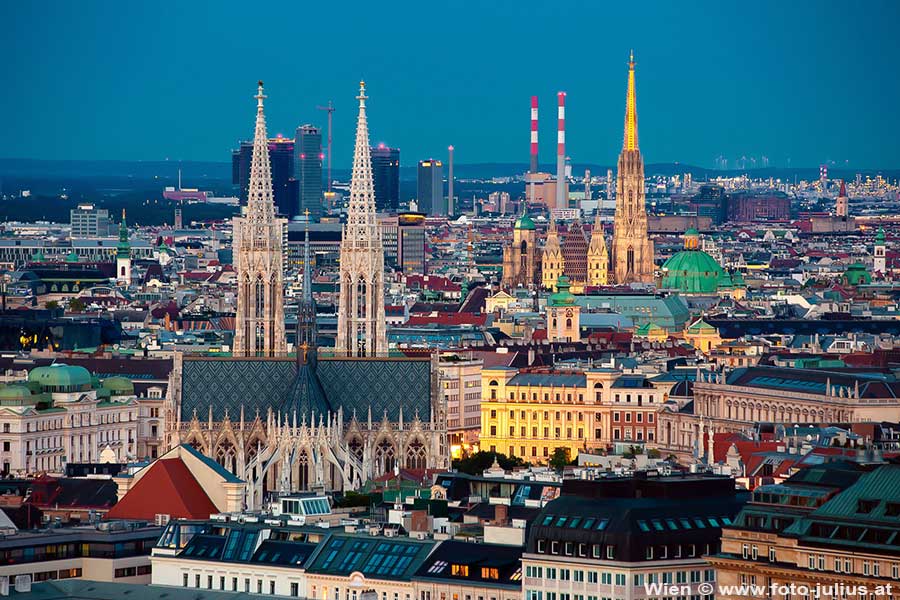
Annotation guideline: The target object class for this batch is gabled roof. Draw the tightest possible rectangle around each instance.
[106,455,219,521]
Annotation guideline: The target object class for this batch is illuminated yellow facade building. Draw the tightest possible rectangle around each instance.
[479,366,675,462]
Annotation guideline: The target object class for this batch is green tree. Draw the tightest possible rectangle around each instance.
[647,448,661,459]
[452,451,525,475]
[44,300,59,310]
[549,447,571,471]
[68,298,86,312]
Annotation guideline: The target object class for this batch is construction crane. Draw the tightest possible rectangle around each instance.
[316,100,335,192]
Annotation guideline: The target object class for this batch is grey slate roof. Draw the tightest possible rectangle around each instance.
[180,356,433,422]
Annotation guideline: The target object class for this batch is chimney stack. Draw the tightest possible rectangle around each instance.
[494,503,508,526]
[556,92,566,210]
[530,96,539,173]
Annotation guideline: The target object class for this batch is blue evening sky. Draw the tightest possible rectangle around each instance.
[2,0,899,169]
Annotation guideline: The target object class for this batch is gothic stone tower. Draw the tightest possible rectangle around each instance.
[611,52,654,284]
[233,81,287,357]
[541,217,564,291]
[501,212,538,290]
[335,82,388,357]
[587,212,609,286]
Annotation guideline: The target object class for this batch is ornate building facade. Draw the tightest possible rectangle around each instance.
[611,52,654,284]
[335,82,387,357]
[657,366,900,461]
[540,217,607,292]
[232,81,287,357]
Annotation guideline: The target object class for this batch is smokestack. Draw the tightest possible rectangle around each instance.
[530,96,538,173]
[448,145,454,217]
[556,92,566,210]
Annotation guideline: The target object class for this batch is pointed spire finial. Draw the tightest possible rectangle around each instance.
[623,49,639,152]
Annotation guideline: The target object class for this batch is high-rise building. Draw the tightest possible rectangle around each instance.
[398,212,427,274]
[232,81,287,357]
[417,159,444,216]
[70,204,111,238]
[232,136,295,217]
[371,144,400,211]
[335,82,387,357]
[232,141,253,205]
[295,125,323,219]
[268,135,294,217]
[611,51,654,284]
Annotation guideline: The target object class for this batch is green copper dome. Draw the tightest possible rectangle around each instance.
[28,364,92,392]
[875,227,886,244]
[660,251,724,294]
[549,275,576,306]
[65,251,79,263]
[102,376,134,396]
[514,214,536,230]
[0,384,33,404]
[660,229,725,294]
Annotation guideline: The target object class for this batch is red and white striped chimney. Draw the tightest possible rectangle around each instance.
[530,96,538,173]
[556,91,566,210]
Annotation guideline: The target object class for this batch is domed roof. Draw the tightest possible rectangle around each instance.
[549,276,577,306]
[875,227,886,244]
[0,384,33,403]
[660,249,724,294]
[514,213,536,230]
[843,262,871,286]
[65,251,79,263]
[28,364,92,390]
[102,376,134,396]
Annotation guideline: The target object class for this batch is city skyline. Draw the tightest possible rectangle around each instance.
[3,1,900,169]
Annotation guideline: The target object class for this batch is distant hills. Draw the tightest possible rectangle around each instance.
[1,158,897,184]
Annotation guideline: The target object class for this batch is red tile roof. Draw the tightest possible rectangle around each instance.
[406,313,487,327]
[105,458,218,521]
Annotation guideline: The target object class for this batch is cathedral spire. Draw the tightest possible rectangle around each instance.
[623,50,638,152]
[248,80,275,223]
[335,81,387,357]
[348,81,377,220]
[611,52,654,284]
[232,81,287,357]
